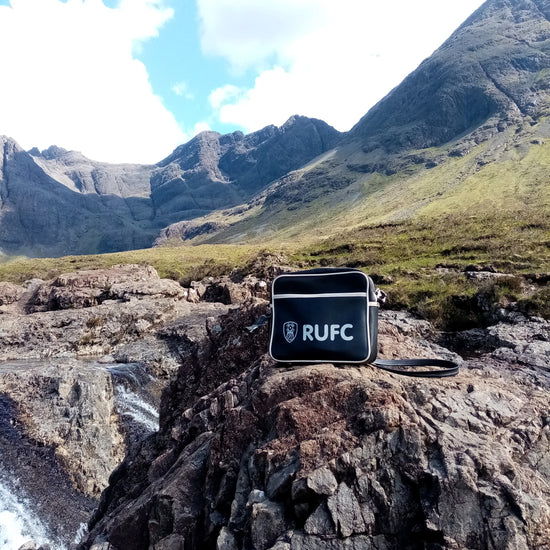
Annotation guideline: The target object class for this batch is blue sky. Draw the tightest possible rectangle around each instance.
[0,0,485,164]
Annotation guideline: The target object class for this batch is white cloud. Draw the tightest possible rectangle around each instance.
[209,84,243,109]
[197,0,327,73]
[0,0,185,164]
[198,0,486,133]
[193,121,212,135]
[172,81,194,99]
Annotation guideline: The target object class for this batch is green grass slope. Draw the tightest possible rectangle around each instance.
[2,120,549,331]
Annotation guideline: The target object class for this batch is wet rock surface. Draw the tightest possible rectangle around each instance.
[0,361,117,546]
[79,302,550,550]
[0,264,241,548]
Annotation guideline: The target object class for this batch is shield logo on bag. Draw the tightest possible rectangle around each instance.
[283,321,298,343]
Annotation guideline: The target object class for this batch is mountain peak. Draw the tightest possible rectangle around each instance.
[349,0,550,152]
[0,135,24,155]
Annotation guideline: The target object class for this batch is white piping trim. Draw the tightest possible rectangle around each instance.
[273,292,369,299]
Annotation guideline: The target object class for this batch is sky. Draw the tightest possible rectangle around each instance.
[0,0,486,164]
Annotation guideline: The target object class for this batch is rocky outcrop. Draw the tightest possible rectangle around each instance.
[0,265,253,548]
[0,361,125,497]
[26,264,185,313]
[2,262,549,550]
[0,264,231,362]
[80,302,550,550]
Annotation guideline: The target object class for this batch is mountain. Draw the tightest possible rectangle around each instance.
[5,0,550,257]
[0,136,155,256]
[0,116,340,257]
[348,0,550,153]
[164,0,550,246]
[150,116,341,225]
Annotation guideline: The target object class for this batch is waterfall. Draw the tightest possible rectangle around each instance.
[0,358,161,549]
[0,477,66,550]
[107,362,160,433]
[114,384,159,432]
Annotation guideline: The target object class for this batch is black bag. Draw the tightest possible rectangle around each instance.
[269,268,459,378]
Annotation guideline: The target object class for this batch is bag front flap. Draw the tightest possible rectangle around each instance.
[270,269,378,363]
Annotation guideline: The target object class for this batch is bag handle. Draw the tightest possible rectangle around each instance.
[372,358,459,378]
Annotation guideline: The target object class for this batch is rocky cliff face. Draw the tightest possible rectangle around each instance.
[0,264,270,547]
[79,296,550,549]
[150,116,341,225]
[0,115,341,256]
[349,0,550,154]
[0,136,155,256]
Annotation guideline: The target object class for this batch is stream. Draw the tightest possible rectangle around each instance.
[0,358,161,550]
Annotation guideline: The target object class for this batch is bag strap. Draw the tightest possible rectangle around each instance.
[372,358,459,378]
[371,286,459,377]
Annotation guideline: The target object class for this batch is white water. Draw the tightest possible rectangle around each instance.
[0,359,159,549]
[114,385,159,432]
[106,362,160,433]
[0,477,64,550]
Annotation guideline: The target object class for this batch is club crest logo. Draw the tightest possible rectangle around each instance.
[283,321,298,343]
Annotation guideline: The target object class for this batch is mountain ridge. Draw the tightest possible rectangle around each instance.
[4,0,550,256]
[0,115,341,256]
[164,0,550,247]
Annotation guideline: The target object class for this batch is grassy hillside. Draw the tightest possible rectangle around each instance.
[1,121,549,330]
[0,244,264,286]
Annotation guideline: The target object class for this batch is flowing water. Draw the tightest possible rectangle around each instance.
[107,362,160,432]
[0,358,161,550]
[0,477,62,550]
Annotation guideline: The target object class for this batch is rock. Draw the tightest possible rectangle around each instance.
[464,271,517,282]
[0,281,25,305]
[305,466,338,497]
[0,265,231,361]
[448,315,550,370]
[0,265,238,548]
[79,307,550,550]
[216,527,238,550]
[304,502,335,536]
[0,361,125,498]
[250,499,287,550]
[26,264,185,312]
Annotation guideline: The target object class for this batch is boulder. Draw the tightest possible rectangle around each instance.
[0,281,25,305]
[26,264,185,312]
[80,308,550,550]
